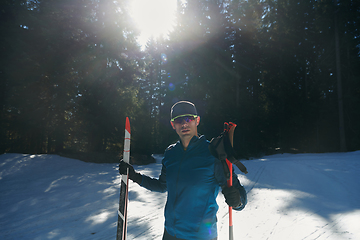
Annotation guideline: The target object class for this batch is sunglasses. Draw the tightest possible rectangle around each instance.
[171,115,198,124]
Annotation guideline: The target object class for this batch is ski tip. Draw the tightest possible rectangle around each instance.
[125,117,131,133]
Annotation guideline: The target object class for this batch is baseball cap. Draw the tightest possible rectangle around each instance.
[170,101,198,121]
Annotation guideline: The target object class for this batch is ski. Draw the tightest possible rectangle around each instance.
[116,117,131,240]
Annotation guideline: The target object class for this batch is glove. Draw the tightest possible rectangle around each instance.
[222,186,242,208]
[119,160,142,184]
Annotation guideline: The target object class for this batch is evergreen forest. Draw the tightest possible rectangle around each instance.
[1,0,359,161]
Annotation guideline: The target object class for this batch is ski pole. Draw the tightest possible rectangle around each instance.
[226,158,233,240]
[226,122,237,240]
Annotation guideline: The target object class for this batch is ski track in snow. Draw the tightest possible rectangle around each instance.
[1,152,360,240]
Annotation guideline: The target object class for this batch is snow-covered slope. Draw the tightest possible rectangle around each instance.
[1,152,359,240]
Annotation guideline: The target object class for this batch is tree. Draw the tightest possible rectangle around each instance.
[0,0,143,154]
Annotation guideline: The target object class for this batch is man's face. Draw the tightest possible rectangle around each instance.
[171,115,200,141]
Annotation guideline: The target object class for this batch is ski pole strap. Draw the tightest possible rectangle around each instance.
[229,158,248,175]
[223,122,248,174]
[209,131,231,179]
[209,122,248,180]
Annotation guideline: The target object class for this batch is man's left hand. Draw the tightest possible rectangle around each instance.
[222,186,242,208]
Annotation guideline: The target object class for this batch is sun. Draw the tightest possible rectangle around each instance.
[129,0,177,48]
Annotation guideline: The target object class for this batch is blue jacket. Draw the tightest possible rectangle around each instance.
[140,135,247,240]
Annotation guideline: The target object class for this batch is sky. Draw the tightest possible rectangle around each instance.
[129,0,177,48]
[1,151,359,239]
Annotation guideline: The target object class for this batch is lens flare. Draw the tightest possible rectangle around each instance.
[205,221,212,235]
[168,83,175,91]
[161,53,167,63]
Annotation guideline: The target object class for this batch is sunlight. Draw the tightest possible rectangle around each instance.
[86,211,112,225]
[331,210,360,238]
[129,0,177,47]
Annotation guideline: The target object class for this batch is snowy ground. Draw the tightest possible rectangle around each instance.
[0,151,359,240]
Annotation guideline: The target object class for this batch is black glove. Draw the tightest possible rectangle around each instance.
[222,186,242,208]
[119,160,142,184]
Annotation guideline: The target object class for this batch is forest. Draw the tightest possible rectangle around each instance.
[1,0,359,161]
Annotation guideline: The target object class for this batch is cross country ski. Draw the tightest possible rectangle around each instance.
[116,117,131,240]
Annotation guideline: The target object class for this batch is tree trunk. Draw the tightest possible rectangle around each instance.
[334,3,347,152]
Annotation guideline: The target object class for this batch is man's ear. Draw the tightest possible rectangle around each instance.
[170,121,175,129]
[196,116,200,126]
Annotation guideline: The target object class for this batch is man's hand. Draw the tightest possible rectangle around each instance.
[222,186,242,208]
[119,160,142,184]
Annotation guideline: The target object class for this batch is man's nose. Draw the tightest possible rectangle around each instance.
[181,119,188,125]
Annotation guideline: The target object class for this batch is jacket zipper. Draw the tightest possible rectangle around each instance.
[173,147,186,237]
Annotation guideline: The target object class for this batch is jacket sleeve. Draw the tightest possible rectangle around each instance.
[214,158,247,211]
[139,163,167,193]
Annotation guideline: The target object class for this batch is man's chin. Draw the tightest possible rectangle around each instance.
[180,132,193,138]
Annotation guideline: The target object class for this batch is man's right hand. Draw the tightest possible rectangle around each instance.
[119,160,142,184]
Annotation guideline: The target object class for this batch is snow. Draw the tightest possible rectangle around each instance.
[1,151,359,240]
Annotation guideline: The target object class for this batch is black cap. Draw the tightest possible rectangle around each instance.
[170,101,197,121]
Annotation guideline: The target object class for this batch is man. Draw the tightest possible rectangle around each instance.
[119,101,247,240]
